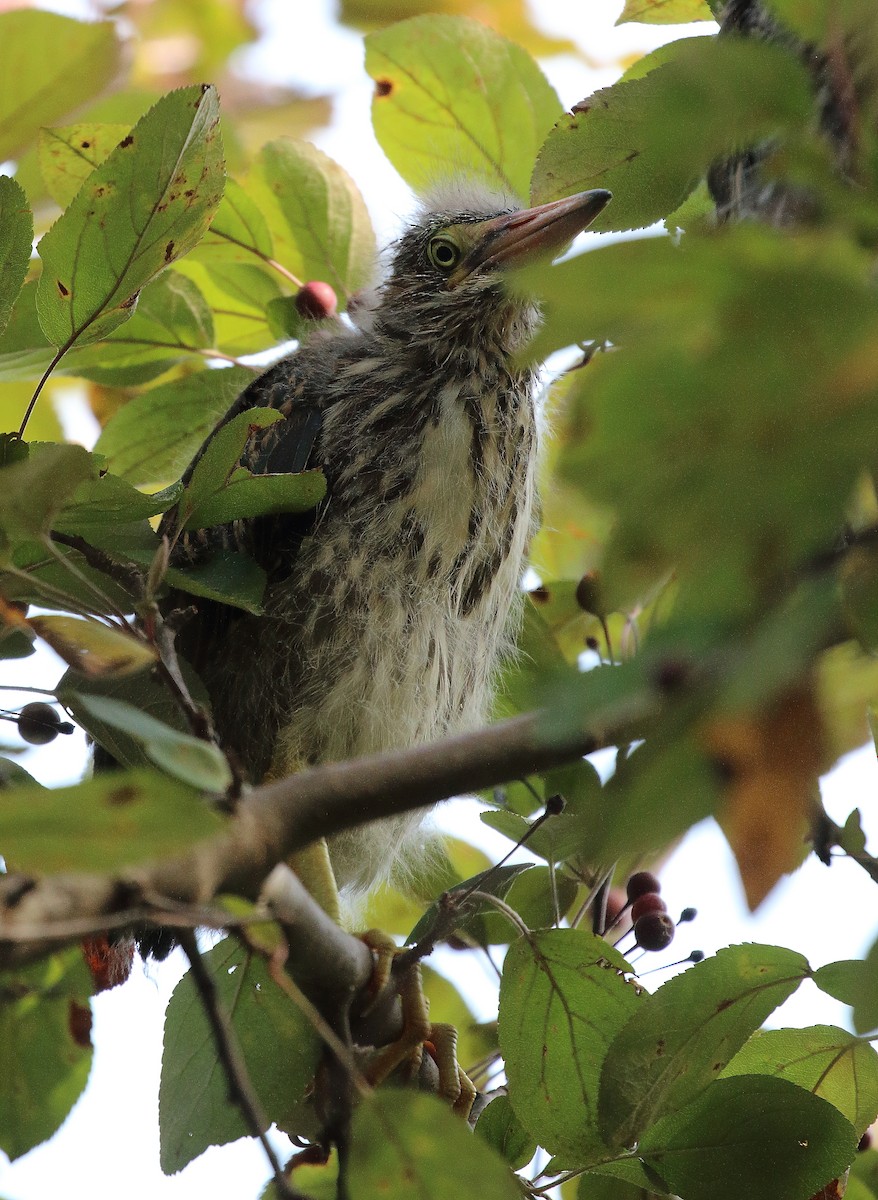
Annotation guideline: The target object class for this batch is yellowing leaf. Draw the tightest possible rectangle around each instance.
[704,685,823,908]
[28,615,156,677]
[366,14,561,198]
[618,0,715,23]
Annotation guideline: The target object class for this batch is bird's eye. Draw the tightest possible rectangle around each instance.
[427,236,461,272]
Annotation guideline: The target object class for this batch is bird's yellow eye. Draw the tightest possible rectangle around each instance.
[427,236,461,272]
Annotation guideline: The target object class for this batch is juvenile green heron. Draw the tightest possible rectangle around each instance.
[164,182,612,899]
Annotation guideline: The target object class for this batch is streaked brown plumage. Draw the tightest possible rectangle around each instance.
[162,183,611,896]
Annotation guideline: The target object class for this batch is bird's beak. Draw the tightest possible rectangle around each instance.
[448,188,612,288]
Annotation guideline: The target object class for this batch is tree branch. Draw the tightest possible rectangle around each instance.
[0,710,608,968]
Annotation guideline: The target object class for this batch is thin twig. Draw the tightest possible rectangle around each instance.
[177,931,304,1200]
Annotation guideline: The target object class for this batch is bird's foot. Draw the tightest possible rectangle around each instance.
[357,929,476,1120]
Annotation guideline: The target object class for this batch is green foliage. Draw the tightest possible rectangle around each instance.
[36,86,225,350]
[0,767,222,873]
[0,949,94,1161]
[160,938,322,1173]
[2,0,878,1196]
[365,14,562,198]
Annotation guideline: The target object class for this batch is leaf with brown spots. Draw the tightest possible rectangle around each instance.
[705,683,824,909]
[36,85,225,352]
[598,943,810,1149]
[0,766,222,874]
[38,123,131,208]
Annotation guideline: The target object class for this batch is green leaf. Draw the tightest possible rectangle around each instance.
[65,270,215,387]
[405,863,532,947]
[160,938,322,1172]
[249,139,376,299]
[365,14,561,198]
[198,176,274,264]
[617,0,714,22]
[348,1091,522,1200]
[95,365,256,487]
[0,949,94,1160]
[0,178,33,343]
[54,471,180,533]
[476,1094,537,1170]
[523,229,878,621]
[598,943,810,1149]
[36,85,224,350]
[75,695,232,792]
[0,442,95,544]
[0,280,54,382]
[38,123,131,208]
[531,38,811,231]
[814,955,878,1035]
[722,1025,878,1136]
[0,12,121,161]
[499,928,641,1161]
[165,550,266,614]
[185,469,326,530]
[0,767,223,873]
[638,1076,857,1200]
[184,406,282,507]
[57,660,210,771]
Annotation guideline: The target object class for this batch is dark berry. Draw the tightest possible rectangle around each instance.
[859,1130,872,1153]
[630,892,668,922]
[626,870,661,902]
[17,701,62,745]
[295,281,337,320]
[575,570,603,616]
[585,635,600,651]
[634,912,675,951]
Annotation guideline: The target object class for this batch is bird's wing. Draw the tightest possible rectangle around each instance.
[160,352,328,671]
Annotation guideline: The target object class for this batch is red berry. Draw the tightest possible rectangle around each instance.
[295,281,337,321]
[630,892,668,922]
[859,1130,873,1152]
[626,871,661,902]
[17,701,62,745]
[634,912,675,951]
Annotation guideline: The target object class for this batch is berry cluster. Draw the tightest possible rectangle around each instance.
[626,870,676,951]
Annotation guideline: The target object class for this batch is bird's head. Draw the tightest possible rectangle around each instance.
[370,181,611,361]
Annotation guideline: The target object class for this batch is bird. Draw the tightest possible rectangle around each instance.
[160,180,612,904]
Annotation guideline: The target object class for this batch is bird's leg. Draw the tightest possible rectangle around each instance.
[358,932,476,1119]
[265,753,343,923]
[288,840,342,924]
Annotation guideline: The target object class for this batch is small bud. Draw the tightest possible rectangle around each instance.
[687,950,705,963]
[544,793,565,816]
[678,906,697,924]
[575,570,604,616]
[295,281,338,321]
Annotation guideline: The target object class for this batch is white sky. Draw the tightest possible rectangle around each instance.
[3,2,878,1199]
